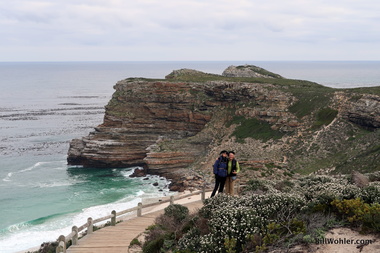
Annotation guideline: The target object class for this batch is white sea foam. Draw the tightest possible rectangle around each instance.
[0,177,172,253]
[0,196,145,253]
[2,172,12,182]
[0,222,73,253]
[120,166,141,177]
[136,190,145,196]
[3,161,67,183]
[35,181,75,188]
[19,161,45,173]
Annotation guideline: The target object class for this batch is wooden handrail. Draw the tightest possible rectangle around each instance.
[55,182,244,252]
[93,213,114,224]
[55,187,212,252]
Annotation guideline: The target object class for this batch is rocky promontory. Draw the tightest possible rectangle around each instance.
[67,65,380,190]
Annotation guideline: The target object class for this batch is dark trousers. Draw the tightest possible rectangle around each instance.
[211,175,227,197]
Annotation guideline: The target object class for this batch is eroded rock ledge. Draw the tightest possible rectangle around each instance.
[68,65,380,190]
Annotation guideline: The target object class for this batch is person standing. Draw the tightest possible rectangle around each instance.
[225,151,241,196]
[211,150,229,197]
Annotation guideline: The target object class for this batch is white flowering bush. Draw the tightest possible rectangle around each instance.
[297,175,335,187]
[238,193,306,218]
[289,175,363,209]
[359,182,380,204]
[178,193,307,252]
[200,194,235,218]
[208,207,263,245]
[368,171,380,182]
[144,174,380,253]
[177,228,220,252]
[303,182,355,205]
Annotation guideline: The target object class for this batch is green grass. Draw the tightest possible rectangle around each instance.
[344,86,380,96]
[313,107,338,128]
[286,85,334,118]
[246,167,260,171]
[227,116,284,143]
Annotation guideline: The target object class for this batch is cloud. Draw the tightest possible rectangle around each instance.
[0,0,379,60]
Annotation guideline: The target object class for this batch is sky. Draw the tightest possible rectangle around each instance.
[0,0,379,61]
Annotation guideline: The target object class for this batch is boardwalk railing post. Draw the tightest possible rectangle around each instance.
[170,196,174,205]
[87,217,93,234]
[72,226,78,245]
[137,202,142,217]
[56,235,66,253]
[201,187,206,201]
[111,210,116,226]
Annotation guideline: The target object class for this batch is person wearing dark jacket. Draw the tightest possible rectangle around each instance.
[211,150,229,197]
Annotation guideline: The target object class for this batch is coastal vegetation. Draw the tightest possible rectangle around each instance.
[141,173,380,253]
[68,64,380,177]
[227,116,284,143]
[66,64,379,252]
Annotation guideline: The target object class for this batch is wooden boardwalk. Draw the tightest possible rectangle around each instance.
[67,194,209,253]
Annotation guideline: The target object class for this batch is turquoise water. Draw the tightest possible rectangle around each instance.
[0,61,379,252]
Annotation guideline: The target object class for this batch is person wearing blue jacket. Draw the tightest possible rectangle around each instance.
[211,150,229,197]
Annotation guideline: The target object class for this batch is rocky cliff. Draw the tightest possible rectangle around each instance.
[67,65,380,190]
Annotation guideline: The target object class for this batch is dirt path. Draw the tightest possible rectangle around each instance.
[309,227,379,253]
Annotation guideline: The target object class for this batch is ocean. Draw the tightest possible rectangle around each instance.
[0,61,379,252]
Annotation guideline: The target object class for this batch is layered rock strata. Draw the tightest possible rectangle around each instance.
[68,78,297,180]
[68,66,380,189]
[346,94,380,128]
[68,81,213,169]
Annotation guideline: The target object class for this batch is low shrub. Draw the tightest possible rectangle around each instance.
[244,179,271,193]
[274,179,295,192]
[142,235,166,253]
[368,171,380,182]
[145,174,380,253]
[359,183,380,204]
[130,238,141,246]
[331,198,380,232]
[164,204,189,222]
[143,204,191,252]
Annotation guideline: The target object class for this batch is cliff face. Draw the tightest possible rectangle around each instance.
[67,81,213,168]
[67,66,380,188]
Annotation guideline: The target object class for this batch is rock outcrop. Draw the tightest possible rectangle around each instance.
[346,94,380,128]
[222,65,283,78]
[351,170,369,188]
[67,65,380,188]
[67,81,213,169]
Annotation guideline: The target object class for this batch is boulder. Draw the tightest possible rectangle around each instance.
[351,170,369,188]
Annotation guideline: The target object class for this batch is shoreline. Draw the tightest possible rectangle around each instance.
[15,246,40,253]
[15,189,210,253]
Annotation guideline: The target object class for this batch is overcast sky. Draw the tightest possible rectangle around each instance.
[1,0,379,61]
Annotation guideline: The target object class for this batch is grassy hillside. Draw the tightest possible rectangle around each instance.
[125,66,379,176]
